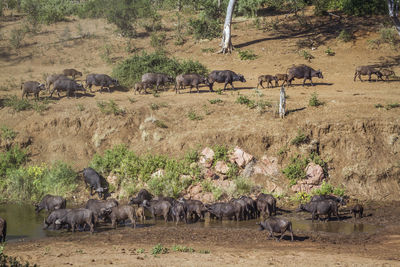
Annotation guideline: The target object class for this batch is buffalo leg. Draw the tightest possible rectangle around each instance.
[353,72,358,82]
[130,216,136,228]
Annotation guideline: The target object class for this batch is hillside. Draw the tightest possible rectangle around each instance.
[1,8,400,201]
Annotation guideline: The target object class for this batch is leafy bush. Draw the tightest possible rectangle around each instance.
[150,32,167,50]
[184,149,199,164]
[9,28,25,49]
[77,0,155,37]
[238,50,257,60]
[282,155,308,185]
[187,2,221,41]
[187,109,203,121]
[209,98,223,104]
[2,161,77,202]
[236,95,255,108]
[234,177,253,196]
[325,47,335,56]
[336,0,386,16]
[97,100,125,115]
[312,181,346,197]
[4,95,32,112]
[337,29,353,42]
[386,103,400,110]
[0,145,28,178]
[291,131,308,146]
[213,145,229,163]
[293,191,311,203]
[112,51,208,87]
[1,125,17,142]
[21,0,77,25]
[152,243,168,256]
[0,250,37,267]
[379,27,398,46]
[171,245,194,253]
[309,92,324,107]
[90,144,133,175]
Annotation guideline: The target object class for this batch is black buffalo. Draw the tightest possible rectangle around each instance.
[82,167,109,199]
[354,66,383,82]
[257,217,294,241]
[208,70,246,91]
[129,189,153,205]
[85,198,118,223]
[351,204,363,220]
[206,202,240,221]
[43,209,72,230]
[178,198,207,221]
[0,217,6,242]
[175,74,209,94]
[50,79,86,98]
[287,64,323,86]
[239,196,257,219]
[86,74,119,93]
[55,208,95,233]
[110,205,136,229]
[21,81,46,100]
[141,73,174,93]
[142,200,171,222]
[35,195,66,213]
[257,193,277,217]
[310,195,346,206]
[298,200,340,222]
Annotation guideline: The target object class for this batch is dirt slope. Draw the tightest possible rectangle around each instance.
[1,11,400,200]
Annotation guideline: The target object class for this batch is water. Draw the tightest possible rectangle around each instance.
[0,204,381,242]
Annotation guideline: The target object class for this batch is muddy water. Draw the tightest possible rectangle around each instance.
[0,204,380,242]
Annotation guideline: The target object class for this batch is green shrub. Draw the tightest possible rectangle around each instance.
[238,50,257,60]
[21,0,77,25]
[187,109,203,121]
[77,0,155,37]
[0,250,37,267]
[2,161,77,202]
[90,144,133,175]
[184,149,199,164]
[300,50,314,61]
[209,98,223,104]
[0,146,28,178]
[236,95,256,108]
[325,47,335,56]
[97,100,125,115]
[188,16,220,40]
[1,125,17,142]
[212,187,223,200]
[150,32,167,50]
[4,95,32,111]
[201,180,214,193]
[212,145,229,163]
[234,177,253,196]
[9,28,25,49]
[293,191,311,203]
[386,103,400,110]
[379,27,398,46]
[337,29,353,42]
[282,155,308,185]
[312,181,346,197]
[291,131,308,146]
[171,245,194,253]
[375,103,384,108]
[226,162,238,178]
[151,243,168,256]
[112,51,208,87]
[309,92,324,107]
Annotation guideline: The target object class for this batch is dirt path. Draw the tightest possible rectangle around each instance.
[5,223,400,266]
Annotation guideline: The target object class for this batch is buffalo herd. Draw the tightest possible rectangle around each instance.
[0,182,364,242]
[20,63,396,99]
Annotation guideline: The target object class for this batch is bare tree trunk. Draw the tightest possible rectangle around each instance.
[388,0,400,36]
[218,0,236,54]
[279,86,286,119]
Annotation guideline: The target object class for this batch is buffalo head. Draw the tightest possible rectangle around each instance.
[238,74,246,83]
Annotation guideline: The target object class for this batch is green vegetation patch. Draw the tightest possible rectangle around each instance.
[112,51,208,87]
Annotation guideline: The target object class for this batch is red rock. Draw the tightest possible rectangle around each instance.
[229,147,254,167]
[199,147,214,168]
[215,161,229,174]
[305,162,324,185]
[253,156,279,176]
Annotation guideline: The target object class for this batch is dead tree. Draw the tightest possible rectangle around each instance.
[279,86,286,118]
[388,0,400,36]
[218,0,236,54]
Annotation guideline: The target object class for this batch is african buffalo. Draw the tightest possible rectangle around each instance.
[55,208,95,233]
[82,167,108,199]
[142,200,171,222]
[287,64,323,86]
[175,74,209,94]
[206,202,240,221]
[310,195,346,206]
[50,79,86,98]
[257,217,294,241]
[45,74,69,93]
[85,198,118,223]
[257,193,277,217]
[86,74,119,93]
[141,73,174,93]
[63,69,83,80]
[171,202,187,225]
[129,189,153,205]
[208,70,246,91]
[43,209,71,230]
[257,75,278,89]
[21,81,46,100]
[298,200,340,222]
[354,66,383,82]
[110,205,136,229]
[35,195,66,213]
[178,198,207,221]
[351,204,363,220]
